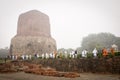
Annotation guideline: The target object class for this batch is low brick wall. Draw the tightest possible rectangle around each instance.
[33,56,120,74]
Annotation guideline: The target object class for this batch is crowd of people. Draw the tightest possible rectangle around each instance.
[81,47,116,58]
[9,51,57,60]
[6,47,117,60]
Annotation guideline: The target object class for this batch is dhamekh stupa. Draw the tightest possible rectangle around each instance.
[10,10,57,56]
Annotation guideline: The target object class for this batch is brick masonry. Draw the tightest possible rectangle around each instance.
[35,56,120,74]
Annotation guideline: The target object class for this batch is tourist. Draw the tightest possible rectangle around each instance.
[21,55,25,60]
[54,51,57,58]
[49,52,53,58]
[37,54,40,58]
[82,49,87,58]
[92,48,98,57]
[26,55,28,60]
[71,51,75,58]
[82,50,85,57]
[34,53,37,58]
[59,53,62,58]
[74,50,77,58]
[64,51,67,58]
[102,47,108,57]
[70,52,72,58]
[10,55,13,59]
[29,55,32,60]
[45,53,49,59]
[34,53,37,59]
[110,47,115,56]
[12,55,15,60]
[42,53,45,59]
[15,55,18,60]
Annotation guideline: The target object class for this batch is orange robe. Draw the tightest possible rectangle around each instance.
[54,51,57,58]
[110,48,115,56]
[102,48,108,57]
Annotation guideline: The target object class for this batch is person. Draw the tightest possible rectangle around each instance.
[29,55,32,60]
[82,49,87,58]
[71,51,75,58]
[49,52,53,58]
[54,51,57,58]
[21,55,25,60]
[64,51,67,58]
[5,56,7,63]
[37,54,40,58]
[45,53,49,59]
[102,47,108,57]
[75,50,77,54]
[26,55,28,60]
[34,53,37,59]
[42,53,45,59]
[110,47,115,56]
[74,50,77,58]
[92,48,98,57]
[12,55,15,60]
[70,52,72,58]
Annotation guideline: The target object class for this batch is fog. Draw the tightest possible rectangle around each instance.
[0,0,120,49]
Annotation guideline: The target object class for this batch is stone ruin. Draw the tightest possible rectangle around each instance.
[10,10,57,56]
[0,61,80,78]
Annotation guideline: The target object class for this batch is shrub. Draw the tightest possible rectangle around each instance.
[77,54,82,59]
[97,53,102,58]
[67,54,71,59]
[115,52,120,56]
[87,53,93,58]
[108,53,114,58]
[61,54,65,59]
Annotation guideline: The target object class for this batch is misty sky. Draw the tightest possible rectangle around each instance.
[0,0,120,49]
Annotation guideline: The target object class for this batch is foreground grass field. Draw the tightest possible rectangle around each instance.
[0,72,119,80]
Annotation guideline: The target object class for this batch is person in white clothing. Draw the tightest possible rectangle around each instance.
[49,53,53,58]
[42,53,45,59]
[21,55,25,60]
[37,54,39,58]
[71,51,75,58]
[45,53,49,59]
[70,52,72,58]
[26,55,28,60]
[15,55,18,60]
[12,55,15,60]
[92,48,98,57]
[29,55,32,60]
[82,50,87,58]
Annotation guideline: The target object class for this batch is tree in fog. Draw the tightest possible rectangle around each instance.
[0,47,9,58]
[76,47,83,54]
[57,48,74,54]
[81,33,120,52]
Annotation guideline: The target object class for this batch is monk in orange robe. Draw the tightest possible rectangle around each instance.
[102,48,108,57]
[54,51,57,58]
[110,48,115,56]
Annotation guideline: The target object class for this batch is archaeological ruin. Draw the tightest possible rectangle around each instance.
[10,10,57,56]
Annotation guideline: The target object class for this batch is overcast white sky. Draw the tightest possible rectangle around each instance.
[0,0,120,49]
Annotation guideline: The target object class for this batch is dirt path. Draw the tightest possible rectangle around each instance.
[0,72,119,80]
